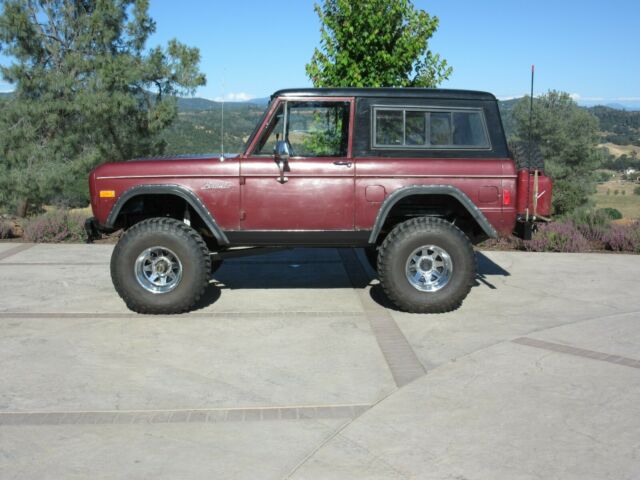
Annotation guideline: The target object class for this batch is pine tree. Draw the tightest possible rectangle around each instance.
[0,0,206,215]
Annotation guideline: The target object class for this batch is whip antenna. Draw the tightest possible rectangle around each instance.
[528,65,534,151]
[219,74,225,161]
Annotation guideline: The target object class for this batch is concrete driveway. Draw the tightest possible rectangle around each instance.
[0,243,639,479]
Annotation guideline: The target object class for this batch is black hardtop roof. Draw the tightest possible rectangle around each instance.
[271,87,496,102]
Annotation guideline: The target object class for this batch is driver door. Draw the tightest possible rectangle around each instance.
[240,98,355,232]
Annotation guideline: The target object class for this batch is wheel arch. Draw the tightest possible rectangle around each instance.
[369,185,498,244]
[106,184,229,246]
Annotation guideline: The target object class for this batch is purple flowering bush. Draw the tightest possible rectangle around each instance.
[22,211,87,243]
[601,222,640,253]
[525,221,590,253]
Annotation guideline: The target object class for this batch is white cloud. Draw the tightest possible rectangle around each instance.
[569,93,581,101]
[212,92,254,102]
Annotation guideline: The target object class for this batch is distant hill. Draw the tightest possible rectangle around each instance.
[162,102,266,154]
[177,96,269,111]
[498,98,640,147]
[588,106,640,146]
[4,89,638,154]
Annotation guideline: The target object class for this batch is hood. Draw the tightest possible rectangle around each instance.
[91,153,240,180]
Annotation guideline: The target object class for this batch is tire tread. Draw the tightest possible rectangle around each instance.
[378,217,476,313]
[110,217,210,314]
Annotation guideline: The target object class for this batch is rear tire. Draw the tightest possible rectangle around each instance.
[378,217,475,313]
[110,218,211,314]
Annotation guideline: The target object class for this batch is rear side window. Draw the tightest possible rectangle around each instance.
[372,107,490,149]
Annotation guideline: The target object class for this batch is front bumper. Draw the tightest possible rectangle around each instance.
[84,217,107,244]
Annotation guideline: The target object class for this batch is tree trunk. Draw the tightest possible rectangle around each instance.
[15,198,28,218]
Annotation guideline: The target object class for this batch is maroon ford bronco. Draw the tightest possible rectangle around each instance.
[86,88,552,314]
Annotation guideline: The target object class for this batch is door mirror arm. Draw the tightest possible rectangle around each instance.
[274,140,291,184]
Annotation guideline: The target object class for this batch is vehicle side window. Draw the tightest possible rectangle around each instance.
[430,112,451,146]
[372,107,490,149]
[253,101,350,157]
[452,111,487,146]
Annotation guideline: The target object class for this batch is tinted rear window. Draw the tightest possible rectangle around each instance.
[372,107,490,149]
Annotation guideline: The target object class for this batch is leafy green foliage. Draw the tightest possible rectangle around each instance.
[0,0,205,215]
[601,153,640,172]
[306,0,452,88]
[511,91,603,215]
[598,207,623,220]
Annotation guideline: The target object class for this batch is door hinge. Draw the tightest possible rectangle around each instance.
[239,177,246,185]
[240,210,246,221]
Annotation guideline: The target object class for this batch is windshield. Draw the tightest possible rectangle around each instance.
[242,99,273,155]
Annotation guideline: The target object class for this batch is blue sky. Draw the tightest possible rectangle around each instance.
[1,0,639,106]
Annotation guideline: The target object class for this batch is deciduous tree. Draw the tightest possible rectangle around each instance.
[306,0,452,88]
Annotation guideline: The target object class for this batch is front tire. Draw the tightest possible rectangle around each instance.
[378,217,475,313]
[110,218,211,314]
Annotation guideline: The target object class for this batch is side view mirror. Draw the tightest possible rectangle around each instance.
[274,140,291,161]
[274,140,291,184]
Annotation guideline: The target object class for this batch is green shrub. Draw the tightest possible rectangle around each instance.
[634,186,640,196]
[597,207,623,220]
[614,189,619,195]
[22,211,87,243]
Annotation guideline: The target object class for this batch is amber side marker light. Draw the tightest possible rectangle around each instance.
[99,190,116,198]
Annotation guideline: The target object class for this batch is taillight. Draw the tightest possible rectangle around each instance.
[503,189,511,206]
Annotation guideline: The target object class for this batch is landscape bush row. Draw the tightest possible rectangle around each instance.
[2,207,639,254]
[0,211,87,242]
[485,208,640,254]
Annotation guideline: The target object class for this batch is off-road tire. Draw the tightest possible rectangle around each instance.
[378,217,475,313]
[110,218,211,314]
[508,140,545,171]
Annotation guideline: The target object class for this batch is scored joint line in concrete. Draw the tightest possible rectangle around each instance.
[0,243,35,262]
[0,262,109,266]
[0,403,372,427]
[338,248,426,387]
[512,337,640,369]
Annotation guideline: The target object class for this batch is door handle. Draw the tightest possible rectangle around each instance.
[333,161,352,167]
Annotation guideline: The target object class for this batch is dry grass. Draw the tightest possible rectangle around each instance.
[592,179,640,219]
[598,143,640,157]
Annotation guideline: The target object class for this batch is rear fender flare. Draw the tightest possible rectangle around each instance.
[368,185,498,243]
[106,184,229,245]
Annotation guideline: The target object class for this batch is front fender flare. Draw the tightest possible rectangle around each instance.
[106,184,229,245]
[368,185,499,244]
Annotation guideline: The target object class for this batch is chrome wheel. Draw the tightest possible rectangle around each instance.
[134,246,183,294]
[405,245,453,292]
